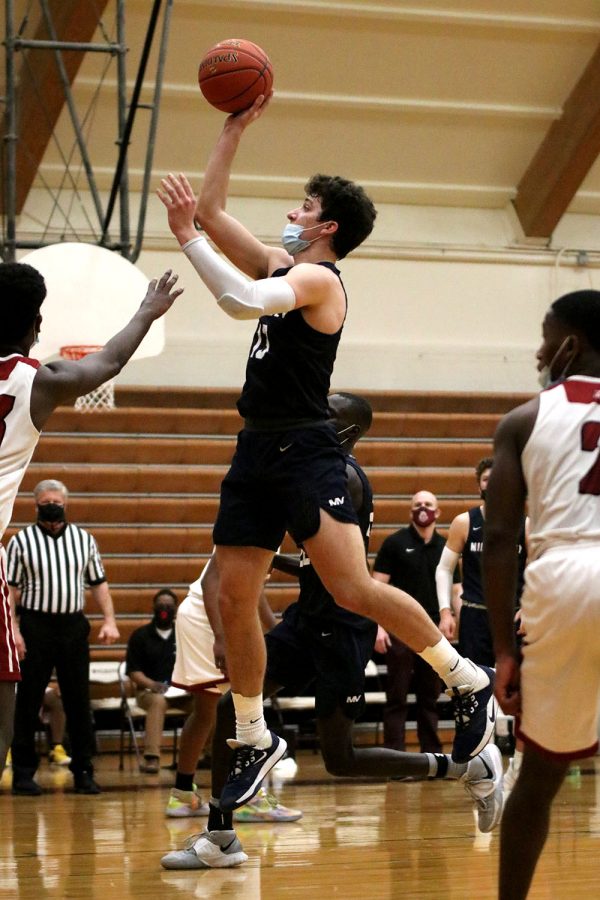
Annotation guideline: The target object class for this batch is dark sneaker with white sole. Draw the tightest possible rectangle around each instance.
[219,731,287,812]
[450,665,497,763]
[160,830,248,869]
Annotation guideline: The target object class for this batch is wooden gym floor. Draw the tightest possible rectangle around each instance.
[1,752,599,899]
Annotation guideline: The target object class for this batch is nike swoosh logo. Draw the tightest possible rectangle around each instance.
[449,660,459,673]
[481,758,494,780]
[321,632,332,637]
[488,702,496,725]
[405,548,415,553]
[221,838,237,852]
[279,443,293,452]
[473,526,482,531]
[249,717,261,724]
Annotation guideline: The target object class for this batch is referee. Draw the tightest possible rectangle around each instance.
[8,479,119,795]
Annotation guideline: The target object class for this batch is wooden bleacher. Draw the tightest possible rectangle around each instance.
[7,386,531,743]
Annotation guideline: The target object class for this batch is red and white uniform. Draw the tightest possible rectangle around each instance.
[519,376,600,758]
[0,355,40,682]
[171,557,228,694]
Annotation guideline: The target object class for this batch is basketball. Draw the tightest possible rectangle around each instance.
[198,38,273,114]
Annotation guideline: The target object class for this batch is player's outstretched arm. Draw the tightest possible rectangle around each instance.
[30,270,183,430]
[194,95,289,279]
[160,172,297,321]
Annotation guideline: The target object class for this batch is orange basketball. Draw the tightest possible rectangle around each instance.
[198,39,273,114]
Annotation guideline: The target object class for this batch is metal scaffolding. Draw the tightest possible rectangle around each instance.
[1,0,173,262]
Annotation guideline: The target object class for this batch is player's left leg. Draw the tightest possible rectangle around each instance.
[303,513,496,763]
[499,745,568,900]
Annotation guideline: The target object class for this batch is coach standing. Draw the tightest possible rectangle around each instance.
[8,479,119,795]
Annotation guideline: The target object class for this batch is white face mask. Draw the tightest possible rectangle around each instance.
[281,221,330,255]
[538,336,575,389]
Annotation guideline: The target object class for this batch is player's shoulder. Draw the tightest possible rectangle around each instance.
[495,396,540,452]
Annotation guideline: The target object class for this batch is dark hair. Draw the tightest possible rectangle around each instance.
[475,457,494,482]
[329,391,373,435]
[305,174,377,259]
[0,262,46,344]
[152,588,178,606]
[551,290,600,352]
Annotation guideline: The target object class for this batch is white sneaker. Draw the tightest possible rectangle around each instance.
[272,756,298,779]
[160,830,248,869]
[461,744,504,833]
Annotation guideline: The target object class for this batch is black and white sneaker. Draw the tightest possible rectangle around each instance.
[219,731,287,812]
[450,665,497,763]
[160,830,247,869]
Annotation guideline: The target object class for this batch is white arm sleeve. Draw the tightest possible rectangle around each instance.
[435,546,460,612]
[182,236,296,320]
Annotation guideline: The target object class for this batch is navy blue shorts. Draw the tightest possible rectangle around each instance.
[458,606,495,668]
[264,602,377,720]
[213,422,358,551]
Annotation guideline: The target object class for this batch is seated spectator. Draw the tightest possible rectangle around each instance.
[126,589,191,773]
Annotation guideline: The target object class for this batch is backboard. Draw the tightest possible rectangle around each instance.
[19,243,165,362]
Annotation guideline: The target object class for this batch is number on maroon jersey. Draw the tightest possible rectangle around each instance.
[579,421,600,495]
[0,394,15,447]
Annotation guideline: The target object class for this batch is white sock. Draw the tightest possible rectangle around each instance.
[232,692,270,746]
[425,752,467,779]
[419,637,489,691]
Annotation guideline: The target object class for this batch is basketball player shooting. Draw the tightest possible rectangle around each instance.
[158,94,496,813]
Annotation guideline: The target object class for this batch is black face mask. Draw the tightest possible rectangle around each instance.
[37,502,66,523]
[153,605,175,629]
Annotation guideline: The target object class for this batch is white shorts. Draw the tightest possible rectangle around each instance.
[518,544,600,759]
[171,594,228,694]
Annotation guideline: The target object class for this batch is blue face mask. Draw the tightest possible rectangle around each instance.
[281,221,328,256]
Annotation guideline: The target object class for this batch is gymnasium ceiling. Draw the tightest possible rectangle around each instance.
[4,0,600,244]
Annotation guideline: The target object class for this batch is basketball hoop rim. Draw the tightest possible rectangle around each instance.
[59,344,104,361]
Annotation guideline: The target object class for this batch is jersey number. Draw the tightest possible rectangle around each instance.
[250,323,270,360]
[579,421,600,495]
[0,394,16,447]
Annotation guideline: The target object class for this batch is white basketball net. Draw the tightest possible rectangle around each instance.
[59,346,115,410]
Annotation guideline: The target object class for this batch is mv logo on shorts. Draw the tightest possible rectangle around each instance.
[328,497,345,507]
[346,695,362,703]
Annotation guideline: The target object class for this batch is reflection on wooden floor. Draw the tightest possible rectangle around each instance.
[1,752,599,899]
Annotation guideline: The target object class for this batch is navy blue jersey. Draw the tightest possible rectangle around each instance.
[237,262,346,424]
[462,506,526,607]
[289,455,374,629]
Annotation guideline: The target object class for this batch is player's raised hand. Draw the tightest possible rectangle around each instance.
[158,173,200,244]
[141,269,184,318]
[225,91,272,133]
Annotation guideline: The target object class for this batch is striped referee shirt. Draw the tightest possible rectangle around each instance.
[6,523,106,614]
